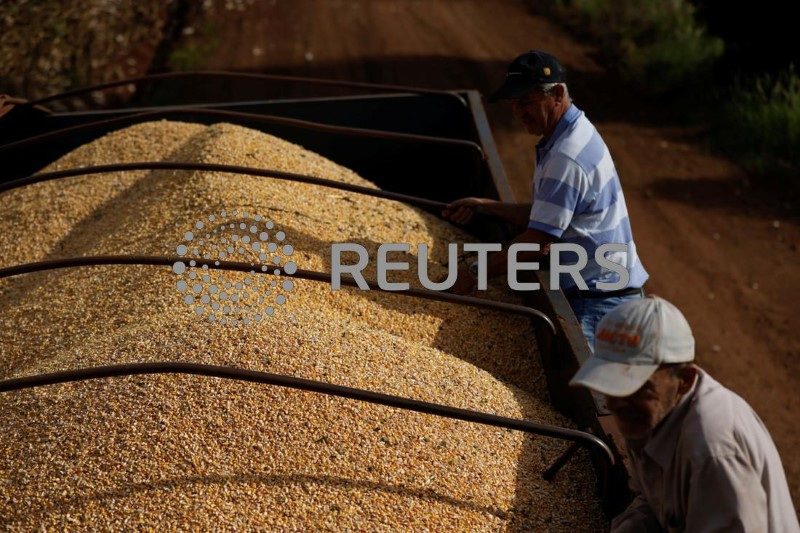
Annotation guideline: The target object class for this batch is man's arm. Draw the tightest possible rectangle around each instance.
[447,227,555,295]
[444,155,587,294]
[441,197,531,228]
[683,454,768,532]
[485,227,554,278]
[610,494,664,533]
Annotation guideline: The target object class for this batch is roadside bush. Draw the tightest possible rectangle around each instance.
[714,67,800,180]
[544,0,798,181]
[0,0,169,107]
[551,0,723,93]
[168,21,220,71]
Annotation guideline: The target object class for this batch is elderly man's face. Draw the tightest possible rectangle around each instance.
[510,86,562,138]
[604,366,696,441]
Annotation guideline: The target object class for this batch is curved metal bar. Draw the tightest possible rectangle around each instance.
[0,162,447,211]
[23,70,468,108]
[0,361,613,466]
[543,441,582,481]
[0,107,484,159]
[0,256,557,336]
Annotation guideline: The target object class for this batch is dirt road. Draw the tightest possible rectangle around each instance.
[184,0,799,508]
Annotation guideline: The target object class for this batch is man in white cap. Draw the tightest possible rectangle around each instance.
[570,296,798,531]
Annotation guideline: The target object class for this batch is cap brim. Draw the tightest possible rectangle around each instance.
[487,78,539,103]
[568,356,659,397]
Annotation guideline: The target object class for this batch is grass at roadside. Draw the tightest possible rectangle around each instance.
[712,68,800,181]
[550,0,722,94]
[542,0,797,185]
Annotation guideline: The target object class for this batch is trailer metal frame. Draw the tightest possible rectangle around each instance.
[0,72,632,516]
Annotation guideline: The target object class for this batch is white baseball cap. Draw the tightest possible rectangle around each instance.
[569,296,695,397]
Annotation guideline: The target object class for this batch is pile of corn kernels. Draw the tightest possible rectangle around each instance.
[0,121,606,530]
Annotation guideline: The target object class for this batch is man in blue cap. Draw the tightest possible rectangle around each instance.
[442,50,648,348]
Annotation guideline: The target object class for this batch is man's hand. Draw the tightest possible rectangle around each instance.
[445,264,477,295]
[441,197,495,225]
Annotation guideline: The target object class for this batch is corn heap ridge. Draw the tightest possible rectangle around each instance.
[0,121,606,531]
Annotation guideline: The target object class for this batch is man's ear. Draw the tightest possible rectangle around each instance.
[552,84,566,102]
[677,365,698,395]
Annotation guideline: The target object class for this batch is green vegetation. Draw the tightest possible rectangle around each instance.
[168,21,221,71]
[0,0,168,104]
[552,0,723,94]
[714,68,800,180]
[547,0,798,182]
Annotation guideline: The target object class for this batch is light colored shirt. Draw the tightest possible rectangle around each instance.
[528,104,648,292]
[612,369,800,532]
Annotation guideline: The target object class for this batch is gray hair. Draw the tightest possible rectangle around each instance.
[540,82,570,101]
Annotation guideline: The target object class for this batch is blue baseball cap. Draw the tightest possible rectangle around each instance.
[488,50,567,102]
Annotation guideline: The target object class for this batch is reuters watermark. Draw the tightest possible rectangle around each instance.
[171,210,298,325]
[330,242,630,291]
[170,211,631,324]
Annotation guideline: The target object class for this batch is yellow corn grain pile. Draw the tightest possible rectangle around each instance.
[0,121,606,530]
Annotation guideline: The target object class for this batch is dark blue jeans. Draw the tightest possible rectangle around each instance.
[567,292,643,351]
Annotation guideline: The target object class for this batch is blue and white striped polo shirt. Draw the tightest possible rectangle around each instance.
[528,104,648,292]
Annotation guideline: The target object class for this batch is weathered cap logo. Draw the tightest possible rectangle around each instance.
[596,327,642,347]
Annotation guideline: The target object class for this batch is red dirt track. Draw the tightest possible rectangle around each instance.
[188,0,799,511]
